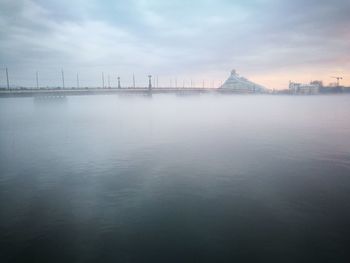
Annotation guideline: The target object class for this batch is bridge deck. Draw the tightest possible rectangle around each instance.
[0,88,222,98]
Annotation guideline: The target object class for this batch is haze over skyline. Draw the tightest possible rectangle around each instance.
[1,0,349,89]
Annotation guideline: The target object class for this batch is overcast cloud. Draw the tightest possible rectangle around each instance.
[0,0,349,88]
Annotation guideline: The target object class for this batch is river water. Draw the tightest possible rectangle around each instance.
[1,94,350,262]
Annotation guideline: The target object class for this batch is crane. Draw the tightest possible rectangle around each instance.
[331,76,343,86]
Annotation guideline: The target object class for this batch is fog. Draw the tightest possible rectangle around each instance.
[2,94,349,161]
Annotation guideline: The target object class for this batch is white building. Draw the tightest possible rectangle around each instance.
[289,81,320,94]
[219,70,266,93]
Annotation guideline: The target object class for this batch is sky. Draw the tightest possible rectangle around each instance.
[0,0,349,89]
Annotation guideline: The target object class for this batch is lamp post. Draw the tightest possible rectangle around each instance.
[118,76,121,89]
[148,75,152,91]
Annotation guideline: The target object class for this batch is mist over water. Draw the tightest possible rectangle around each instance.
[1,94,350,262]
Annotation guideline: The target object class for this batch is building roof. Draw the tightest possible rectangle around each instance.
[219,70,266,92]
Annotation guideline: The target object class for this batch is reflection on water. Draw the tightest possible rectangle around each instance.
[1,94,350,262]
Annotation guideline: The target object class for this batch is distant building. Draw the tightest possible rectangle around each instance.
[310,80,323,87]
[320,85,344,93]
[219,70,266,93]
[328,82,340,87]
[289,81,321,94]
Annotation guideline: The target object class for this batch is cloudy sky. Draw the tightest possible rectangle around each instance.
[1,0,349,88]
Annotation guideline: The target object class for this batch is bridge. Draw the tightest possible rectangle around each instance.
[0,87,222,98]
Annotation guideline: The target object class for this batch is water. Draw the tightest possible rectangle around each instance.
[1,94,350,262]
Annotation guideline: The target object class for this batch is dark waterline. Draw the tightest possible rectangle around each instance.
[1,95,350,262]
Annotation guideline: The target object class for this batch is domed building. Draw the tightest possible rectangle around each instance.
[219,70,266,93]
